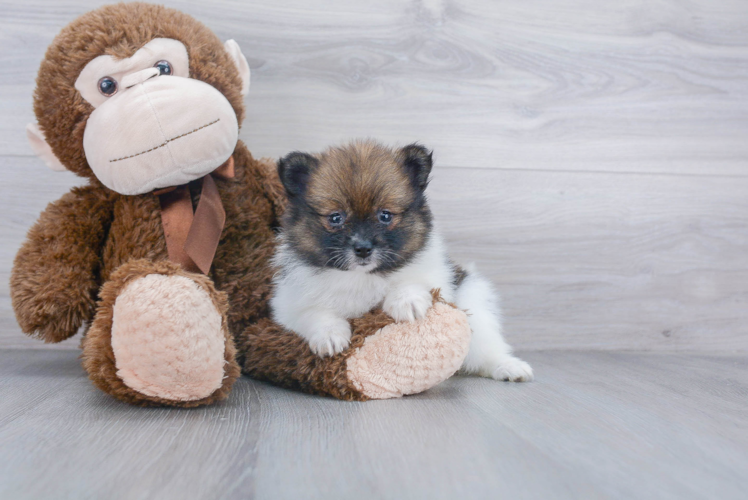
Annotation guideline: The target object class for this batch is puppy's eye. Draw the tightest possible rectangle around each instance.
[98,77,118,96]
[328,212,346,227]
[154,60,172,76]
[378,210,393,224]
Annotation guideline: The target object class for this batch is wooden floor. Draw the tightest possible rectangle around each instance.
[1,1,747,499]
[1,348,746,500]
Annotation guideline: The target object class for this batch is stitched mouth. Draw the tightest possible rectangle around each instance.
[109,118,221,163]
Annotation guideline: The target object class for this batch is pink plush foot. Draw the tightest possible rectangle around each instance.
[111,273,226,401]
[345,301,471,399]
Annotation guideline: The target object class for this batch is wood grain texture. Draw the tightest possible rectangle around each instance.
[2,158,746,351]
[427,167,748,351]
[1,0,747,350]
[0,349,746,499]
[1,0,748,174]
[2,3,747,499]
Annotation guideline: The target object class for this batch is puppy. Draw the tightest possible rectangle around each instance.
[271,140,533,382]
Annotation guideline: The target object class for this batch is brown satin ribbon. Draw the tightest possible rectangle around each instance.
[156,156,235,274]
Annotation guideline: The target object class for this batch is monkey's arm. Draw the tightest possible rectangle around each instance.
[11,185,113,343]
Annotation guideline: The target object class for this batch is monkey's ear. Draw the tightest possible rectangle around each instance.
[278,152,318,198]
[400,143,433,192]
[224,40,250,96]
[26,123,66,172]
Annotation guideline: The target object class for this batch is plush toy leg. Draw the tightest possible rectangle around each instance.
[345,296,472,399]
[82,260,240,407]
[236,291,471,400]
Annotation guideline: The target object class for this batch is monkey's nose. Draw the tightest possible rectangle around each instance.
[353,241,373,258]
[122,67,160,89]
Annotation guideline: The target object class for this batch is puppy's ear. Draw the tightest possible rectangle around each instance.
[400,143,433,192]
[278,152,318,198]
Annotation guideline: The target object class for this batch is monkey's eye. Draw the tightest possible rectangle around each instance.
[328,212,346,228]
[154,60,172,76]
[97,77,118,96]
[378,210,393,224]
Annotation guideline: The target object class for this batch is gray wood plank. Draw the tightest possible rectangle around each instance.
[427,167,748,351]
[0,349,746,499]
[1,0,747,175]
[3,157,746,351]
[0,350,260,500]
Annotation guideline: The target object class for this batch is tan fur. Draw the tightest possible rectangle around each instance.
[308,140,414,219]
[292,140,431,262]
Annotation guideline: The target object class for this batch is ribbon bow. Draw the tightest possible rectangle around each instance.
[154,157,235,274]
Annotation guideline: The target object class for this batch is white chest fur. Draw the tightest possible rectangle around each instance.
[270,230,456,327]
[295,266,389,319]
[268,229,533,384]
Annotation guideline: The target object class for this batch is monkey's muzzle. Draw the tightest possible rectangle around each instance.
[83,76,239,195]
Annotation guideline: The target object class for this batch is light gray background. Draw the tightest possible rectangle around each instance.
[0,1,746,499]
[3,0,747,351]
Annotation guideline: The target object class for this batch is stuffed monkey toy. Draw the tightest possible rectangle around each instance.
[11,3,471,407]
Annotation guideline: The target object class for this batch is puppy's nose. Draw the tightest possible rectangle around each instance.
[353,241,373,258]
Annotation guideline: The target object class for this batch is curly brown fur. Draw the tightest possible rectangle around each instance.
[12,3,375,406]
[210,145,287,335]
[236,309,396,401]
[11,183,115,342]
[237,290,450,400]
[82,259,240,407]
[84,142,295,405]
[34,2,245,178]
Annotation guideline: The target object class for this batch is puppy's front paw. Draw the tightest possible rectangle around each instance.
[306,319,352,357]
[383,286,433,323]
[492,356,534,382]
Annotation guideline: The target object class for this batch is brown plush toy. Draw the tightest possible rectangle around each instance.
[11,3,472,407]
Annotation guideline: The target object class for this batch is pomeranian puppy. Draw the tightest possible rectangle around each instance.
[270,140,533,382]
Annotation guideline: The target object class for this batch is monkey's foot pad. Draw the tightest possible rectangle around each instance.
[111,273,226,401]
[346,301,472,399]
[82,259,239,407]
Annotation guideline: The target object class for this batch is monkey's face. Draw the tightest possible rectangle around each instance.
[27,4,250,195]
[75,38,239,195]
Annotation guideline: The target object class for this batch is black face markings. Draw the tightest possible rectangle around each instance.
[280,140,435,273]
[277,152,319,198]
[399,143,433,193]
[451,261,469,288]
